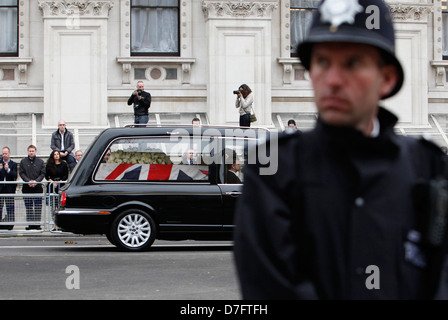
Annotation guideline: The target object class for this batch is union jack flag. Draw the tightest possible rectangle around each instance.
[96,163,209,181]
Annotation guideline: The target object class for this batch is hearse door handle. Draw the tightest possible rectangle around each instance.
[225,191,242,197]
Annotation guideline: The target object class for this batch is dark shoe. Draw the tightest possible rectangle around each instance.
[1,218,14,230]
[26,226,41,230]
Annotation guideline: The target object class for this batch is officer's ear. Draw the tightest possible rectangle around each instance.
[379,64,399,100]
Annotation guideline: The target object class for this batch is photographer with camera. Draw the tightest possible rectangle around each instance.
[234,84,254,127]
[127,81,151,126]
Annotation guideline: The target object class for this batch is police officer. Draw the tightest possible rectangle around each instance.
[234,0,448,299]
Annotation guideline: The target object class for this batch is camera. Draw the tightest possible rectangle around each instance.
[233,90,241,94]
[137,89,142,96]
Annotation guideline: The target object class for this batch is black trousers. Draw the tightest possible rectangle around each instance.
[239,114,250,127]
[22,186,43,229]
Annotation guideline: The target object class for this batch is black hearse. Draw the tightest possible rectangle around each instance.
[55,125,273,251]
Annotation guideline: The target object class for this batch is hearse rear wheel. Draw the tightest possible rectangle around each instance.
[111,209,156,251]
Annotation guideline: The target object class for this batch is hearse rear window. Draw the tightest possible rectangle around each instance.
[93,136,247,183]
[94,136,216,182]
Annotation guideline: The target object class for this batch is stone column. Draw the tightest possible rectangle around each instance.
[387,2,433,126]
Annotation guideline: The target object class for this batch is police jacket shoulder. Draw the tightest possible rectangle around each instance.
[418,135,446,155]
[243,129,303,190]
[414,135,448,177]
[253,128,303,163]
[270,128,303,148]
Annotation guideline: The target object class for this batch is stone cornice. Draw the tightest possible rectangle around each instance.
[202,1,278,20]
[38,0,114,18]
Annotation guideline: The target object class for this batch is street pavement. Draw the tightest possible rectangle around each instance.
[0,230,240,300]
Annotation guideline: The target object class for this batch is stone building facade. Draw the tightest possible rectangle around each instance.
[0,0,448,157]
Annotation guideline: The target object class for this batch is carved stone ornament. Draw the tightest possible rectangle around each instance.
[389,4,433,22]
[38,0,114,18]
[202,1,278,19]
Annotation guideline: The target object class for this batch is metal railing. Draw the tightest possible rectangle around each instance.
[0,181,65,234]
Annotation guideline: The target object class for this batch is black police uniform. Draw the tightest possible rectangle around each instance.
[233,0,448,300]
[234,107,448,299]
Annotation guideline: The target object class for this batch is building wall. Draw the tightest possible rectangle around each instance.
[0,0,447,154]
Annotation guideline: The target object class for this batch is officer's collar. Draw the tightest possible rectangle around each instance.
[316,107,400,154]
[370,117,380,138]
[317,107,397,137]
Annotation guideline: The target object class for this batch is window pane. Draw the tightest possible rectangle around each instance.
[290,9,313,55]
[134,68,146,79]
[291,0,315,6]
[221,137,252,184]
[0,0,18,5]
[290,0,318,57]
[0,6,17,55]
[133,0,178,7]
[165,68,177,80]
[95,137,213,182]
[131,5,179,55]
[444,6,448,58]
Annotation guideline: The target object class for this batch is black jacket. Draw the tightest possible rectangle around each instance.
[226,170,242,184]
[46,161,69,193]
[127,91,151,116]
[51,129,75,155]
[19,156,45,193]
[0,159,17,193]
[234,107,448,300]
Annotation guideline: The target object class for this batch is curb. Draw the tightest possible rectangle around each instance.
[0,229,105,238]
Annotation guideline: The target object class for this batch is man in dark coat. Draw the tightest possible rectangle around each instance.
[51,120,75,166]
[19,145,45,230]
[0,146,17,230]
[127,81,151,126]
[233,0,448,300]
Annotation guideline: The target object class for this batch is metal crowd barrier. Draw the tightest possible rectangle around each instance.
[0,181,66,234]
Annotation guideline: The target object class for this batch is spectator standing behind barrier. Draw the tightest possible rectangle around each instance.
[51,120,75,166]
[286,119,302,134]
[70,149,83,171]
[234,84,254,127]
[127,81,151,126]
[0,146,17,230]
[234,0,448,300]
[20,145,45,231]
[45,150,69,195]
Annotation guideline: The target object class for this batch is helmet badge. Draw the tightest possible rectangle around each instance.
[320,0,363,32]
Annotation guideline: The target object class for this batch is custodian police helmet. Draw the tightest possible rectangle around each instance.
[297,0,404,99]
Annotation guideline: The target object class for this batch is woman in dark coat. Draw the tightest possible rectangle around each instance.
[45,150,69,194]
